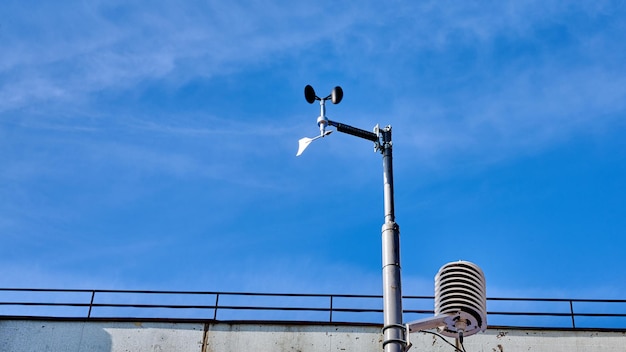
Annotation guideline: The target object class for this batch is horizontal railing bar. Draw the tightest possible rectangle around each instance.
[212,306,382,313]
[487,297,626,303]
[2,288,623,303]
[0,302,383,313]
[403,310,435,314]
[1,288,625,330]
[0,302,91,307]
[3,304,623,318]
[489,311,577,317]
[489,311,626,317]
[564,313,626,318]
[0,288,96,293]
[0,288,381,299]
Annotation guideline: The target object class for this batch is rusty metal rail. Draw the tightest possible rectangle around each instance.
[0,288,625,330]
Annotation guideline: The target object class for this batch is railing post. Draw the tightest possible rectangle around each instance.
[87,290,96,318]
[570,300,576,328]
[213,293,220,320]
[329,295,334,323]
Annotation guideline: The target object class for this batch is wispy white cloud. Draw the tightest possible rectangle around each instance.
[393,63,626,168]
[3,0,623,194]
[0,0,364,114]
[344,2,626,170]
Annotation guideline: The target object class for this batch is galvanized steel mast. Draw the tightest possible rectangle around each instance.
[327,122,405,352]
[378,125,405,352]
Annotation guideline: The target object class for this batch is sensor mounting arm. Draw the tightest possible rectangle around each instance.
[328,120,379,142]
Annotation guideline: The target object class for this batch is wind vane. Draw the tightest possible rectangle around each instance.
[296,85,341,156]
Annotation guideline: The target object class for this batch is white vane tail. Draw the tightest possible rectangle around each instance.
[296,130,332,156]
[296,137,313,156]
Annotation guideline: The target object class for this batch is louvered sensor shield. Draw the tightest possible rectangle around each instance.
[435,260,487,337]
[406,260,487,341]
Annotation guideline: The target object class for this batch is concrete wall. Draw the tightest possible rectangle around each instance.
[1,320,625,352]
[0,320,204,352]
[206,323,382,352]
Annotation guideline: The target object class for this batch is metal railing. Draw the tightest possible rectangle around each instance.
[0,288,625,330]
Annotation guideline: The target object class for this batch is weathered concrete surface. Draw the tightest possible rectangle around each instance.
[1,320,625,352]
[409,328,626,352]
[0,320,204,352]
[205,323,626,352]
[205,323,382,352]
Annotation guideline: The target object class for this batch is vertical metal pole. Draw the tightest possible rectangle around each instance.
[380,126,405,352]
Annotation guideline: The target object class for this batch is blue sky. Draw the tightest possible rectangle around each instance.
[2,0,626,304]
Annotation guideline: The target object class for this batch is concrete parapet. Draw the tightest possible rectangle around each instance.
[1,320,625,352]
